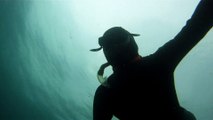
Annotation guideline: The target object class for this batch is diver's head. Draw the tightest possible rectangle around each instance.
[91,27,140,67]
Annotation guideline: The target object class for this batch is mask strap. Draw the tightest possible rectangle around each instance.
[90,47,102,52]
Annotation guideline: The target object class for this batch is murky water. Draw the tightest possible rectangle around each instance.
[0,0,212,120]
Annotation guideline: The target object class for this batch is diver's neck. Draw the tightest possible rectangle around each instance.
[112,55,142,71]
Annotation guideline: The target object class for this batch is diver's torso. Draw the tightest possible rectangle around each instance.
[107,55,181,119]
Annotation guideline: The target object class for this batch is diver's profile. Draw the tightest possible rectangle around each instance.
[92,0,212,119]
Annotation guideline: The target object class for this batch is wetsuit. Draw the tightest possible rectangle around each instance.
[93,0,212,120]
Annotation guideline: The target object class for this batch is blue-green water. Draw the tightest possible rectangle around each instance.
[0,0,212,120]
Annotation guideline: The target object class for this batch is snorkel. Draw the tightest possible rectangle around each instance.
[90,27,140,86]
[97,63,110,86]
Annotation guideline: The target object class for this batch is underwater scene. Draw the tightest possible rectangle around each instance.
[0,0,212,120]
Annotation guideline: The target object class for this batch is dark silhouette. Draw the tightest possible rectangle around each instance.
[92,0,212,120]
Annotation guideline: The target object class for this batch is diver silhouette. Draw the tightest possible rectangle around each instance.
[92,0,212,120]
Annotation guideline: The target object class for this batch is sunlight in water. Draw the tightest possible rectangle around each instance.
[0,0,212,120]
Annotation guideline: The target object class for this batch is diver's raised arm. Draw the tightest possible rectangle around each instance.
[155,0,213,70]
